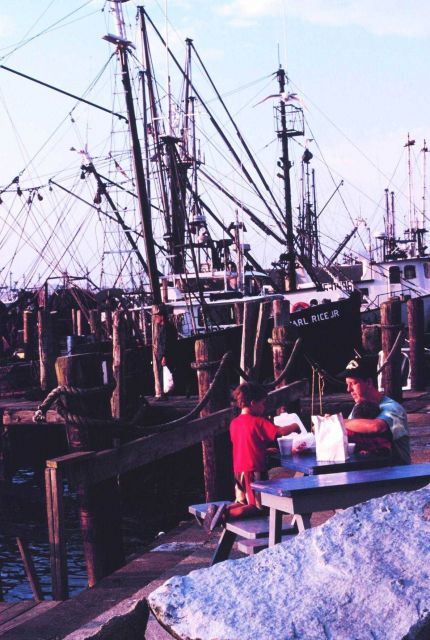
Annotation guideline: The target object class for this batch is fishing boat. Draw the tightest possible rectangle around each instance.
[327,135,430,328]
[0,1,362,387]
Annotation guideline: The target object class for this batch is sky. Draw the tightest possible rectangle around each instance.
[0,0,429,291]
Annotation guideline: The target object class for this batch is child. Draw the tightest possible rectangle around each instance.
[347,401,392,457]
[205,382,300,531]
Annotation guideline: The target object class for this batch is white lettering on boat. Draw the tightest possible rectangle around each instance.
[291,308,340,327]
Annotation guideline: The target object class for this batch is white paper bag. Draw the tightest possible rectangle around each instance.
[273,412,307,437]
[163,365,175,393]
[312,413,348,462]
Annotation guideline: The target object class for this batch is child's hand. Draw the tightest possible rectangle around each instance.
[292,441,307,454]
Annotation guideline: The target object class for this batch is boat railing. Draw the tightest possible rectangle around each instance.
[361,288,412,311]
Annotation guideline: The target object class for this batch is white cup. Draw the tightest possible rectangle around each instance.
[278,437,293,456]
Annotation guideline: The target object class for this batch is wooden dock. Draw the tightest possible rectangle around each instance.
[1,388,430,639]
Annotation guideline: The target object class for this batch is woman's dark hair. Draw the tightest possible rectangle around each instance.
[233,382,267,409]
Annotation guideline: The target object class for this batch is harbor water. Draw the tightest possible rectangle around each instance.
[0,445,205,601]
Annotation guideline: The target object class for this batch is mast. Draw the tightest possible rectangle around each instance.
[274,67,304,291]
[419,140,428,256]
[299,146,316,266]
[422,140,428,223]
[405,133,416,256]
[311,168,319,265]
[138,6,172,274]
[105,1,161,304]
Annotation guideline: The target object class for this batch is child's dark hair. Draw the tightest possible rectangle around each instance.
[350,401,380,420]
[233,382,267,409]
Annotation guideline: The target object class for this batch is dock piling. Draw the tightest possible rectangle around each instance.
[45,465,68,600]
[380,299,403,402]
[407,297,425,391]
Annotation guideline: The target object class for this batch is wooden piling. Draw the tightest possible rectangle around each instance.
[38,309,56,392]
[240,300,259,382]
[270,299,292,388]
[23,310,36,360]
[380,299,403,402]
[194,334,231,501]
[16,537,44,601]
[407,297,425,391]
[45,465,68,600]
[89,309,102,342]
[252,301,271,381]
[273,298,289,328]
[362,324,381,355]
[54,353,124,588]
[139,309,151,346]
[71,308,78,335]
[233,302,243,325]
[161,277,168,303]
[77,477,124,588]
[111,309,126,419]
[104,309,112,338]
[76,309,84,336]
[152,304,167,398]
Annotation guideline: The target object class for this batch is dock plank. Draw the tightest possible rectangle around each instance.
[0,601,37,628]
[0,602,59,635]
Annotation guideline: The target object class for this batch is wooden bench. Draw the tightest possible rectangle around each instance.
[189,502,296,564]
[252,462,430,546]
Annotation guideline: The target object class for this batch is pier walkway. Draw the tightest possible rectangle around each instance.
[1,389,430,639]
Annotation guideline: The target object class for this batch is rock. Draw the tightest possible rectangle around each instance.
[148,485,430,639]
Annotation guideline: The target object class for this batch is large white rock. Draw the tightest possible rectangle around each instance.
[148,485,430,640]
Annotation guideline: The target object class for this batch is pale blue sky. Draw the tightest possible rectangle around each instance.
[0,1,429,288]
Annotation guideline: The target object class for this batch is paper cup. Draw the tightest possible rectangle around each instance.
[278,437,293,456]
[348,443,356,456]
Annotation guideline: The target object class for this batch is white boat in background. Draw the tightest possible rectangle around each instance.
[326,136,430,328]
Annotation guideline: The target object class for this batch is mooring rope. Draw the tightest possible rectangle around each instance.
[376,329,404,375]
[34,328,404,435]
[33,383,115,424]
[140,351,234,431]
[263,338,302,391]
[138,337,302,431]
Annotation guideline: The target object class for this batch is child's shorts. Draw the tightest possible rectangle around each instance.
[234,470,268,509]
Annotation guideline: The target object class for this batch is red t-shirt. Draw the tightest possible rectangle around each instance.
[230,414,278,472]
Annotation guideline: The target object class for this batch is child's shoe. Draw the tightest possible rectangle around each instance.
[203,504,218,532]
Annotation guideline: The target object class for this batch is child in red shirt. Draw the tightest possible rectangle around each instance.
[205,382,300,530]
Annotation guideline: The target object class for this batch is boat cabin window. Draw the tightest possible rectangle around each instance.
[358,288,369,300]
[182,278,226,293]
[424,262,430,279]
[389,266,401,284]
[404,265,416,280]
[198,305,235,327]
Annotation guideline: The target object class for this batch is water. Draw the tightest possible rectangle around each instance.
[0,447,205,601]
[0,470,86,600]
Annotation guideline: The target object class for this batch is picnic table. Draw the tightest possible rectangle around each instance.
[273,450,395,475]
[251,462,430,546]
